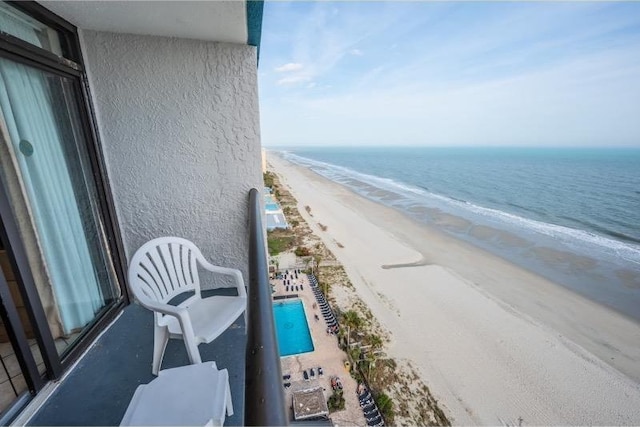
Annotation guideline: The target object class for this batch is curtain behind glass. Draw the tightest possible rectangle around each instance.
[0,12,105,335]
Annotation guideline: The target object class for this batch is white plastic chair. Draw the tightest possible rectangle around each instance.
[128,237,247,375]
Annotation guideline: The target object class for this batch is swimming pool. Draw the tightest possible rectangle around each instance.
[273,299,314,357]
[265,202,280,212]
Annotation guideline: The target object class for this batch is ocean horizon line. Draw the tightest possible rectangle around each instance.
[265,145,640,151]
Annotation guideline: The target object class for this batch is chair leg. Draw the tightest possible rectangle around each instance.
[152,325,169,376]
[243,310,247,335]
[224,369,234,417]
[183,335,202,365]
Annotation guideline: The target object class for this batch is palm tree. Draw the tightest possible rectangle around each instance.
[313,254,322,275]
[375,393,394,421]
[342,310,361,349]
[368,334,383,351]
[367,350,386,384]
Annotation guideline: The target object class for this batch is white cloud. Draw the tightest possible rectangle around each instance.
[259,2,640,147]
[275,63,304,72]
[263,46,640,146]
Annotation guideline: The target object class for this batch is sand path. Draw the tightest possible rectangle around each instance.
[269,153,640,425]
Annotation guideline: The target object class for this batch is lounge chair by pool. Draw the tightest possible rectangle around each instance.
[303,370,309,381]
[362,403,376,413]
[367,416,382,426]
[364,408,379,417]
[361,399,373,408]
[331,376,343,390]
[360,391,372,402]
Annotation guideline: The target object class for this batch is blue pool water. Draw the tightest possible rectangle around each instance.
[273,299,314,357]
[265,202,280,212]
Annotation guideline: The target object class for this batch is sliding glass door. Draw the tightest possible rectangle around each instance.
[0,56,120,354]
[0,1,125,419]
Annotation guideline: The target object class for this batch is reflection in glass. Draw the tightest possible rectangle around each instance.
[0,55,119,354]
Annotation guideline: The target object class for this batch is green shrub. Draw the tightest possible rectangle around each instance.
[327,390,345,412]
[263,172,275,188]
[267,230,294,255]
[294,246,310,257]
[375,392,395,424]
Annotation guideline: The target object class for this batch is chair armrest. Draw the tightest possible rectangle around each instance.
[198,260,246,298]
[142,300,196,337]
[138,299,198,360]
[140,299,189,319]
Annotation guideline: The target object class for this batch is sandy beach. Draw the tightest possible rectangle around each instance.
[268,152,640,425]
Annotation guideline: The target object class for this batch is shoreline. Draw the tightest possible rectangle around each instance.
[279,150,640,321]
[268,152,640,425]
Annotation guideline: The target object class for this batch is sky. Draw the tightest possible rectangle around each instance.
[257,2,640,147]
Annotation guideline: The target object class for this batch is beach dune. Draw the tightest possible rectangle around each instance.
[268,153,640,425]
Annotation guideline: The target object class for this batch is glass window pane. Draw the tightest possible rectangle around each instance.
[0,56,120,356]
[0,249,48,413]
[0,320,30,412]
[0,2,63,57]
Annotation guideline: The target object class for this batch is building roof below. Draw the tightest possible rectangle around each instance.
[292,387,329,421]
[266,213,288,230]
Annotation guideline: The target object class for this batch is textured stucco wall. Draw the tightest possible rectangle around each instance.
[80,31,262,285]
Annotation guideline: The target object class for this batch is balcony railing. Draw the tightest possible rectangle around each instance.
[245,188,287,426]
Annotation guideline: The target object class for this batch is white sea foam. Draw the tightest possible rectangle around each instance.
[282,152,640,265]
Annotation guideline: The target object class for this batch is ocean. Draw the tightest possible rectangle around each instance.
[278,147,640,321]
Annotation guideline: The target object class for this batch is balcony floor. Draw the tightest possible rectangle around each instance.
[28,293,245,426]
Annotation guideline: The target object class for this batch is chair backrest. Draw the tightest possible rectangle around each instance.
[128,237,205,306]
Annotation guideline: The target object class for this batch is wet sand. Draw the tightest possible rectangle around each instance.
[268,152,640,425]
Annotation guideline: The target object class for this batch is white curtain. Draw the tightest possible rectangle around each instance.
[0,11,105,334]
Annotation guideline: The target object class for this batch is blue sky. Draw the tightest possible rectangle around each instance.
[258,2,640,147]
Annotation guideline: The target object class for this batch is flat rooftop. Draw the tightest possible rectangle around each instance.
[292,387,329,421]
[266,212,288,230]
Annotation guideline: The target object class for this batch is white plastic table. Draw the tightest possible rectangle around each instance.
[120,362,233,426]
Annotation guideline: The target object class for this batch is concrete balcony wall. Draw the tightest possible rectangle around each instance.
[79,30,262,282]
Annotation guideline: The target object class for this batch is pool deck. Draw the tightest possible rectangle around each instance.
[271,273,367,426]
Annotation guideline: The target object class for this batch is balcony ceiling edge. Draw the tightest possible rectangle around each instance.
[38,0,250,45]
